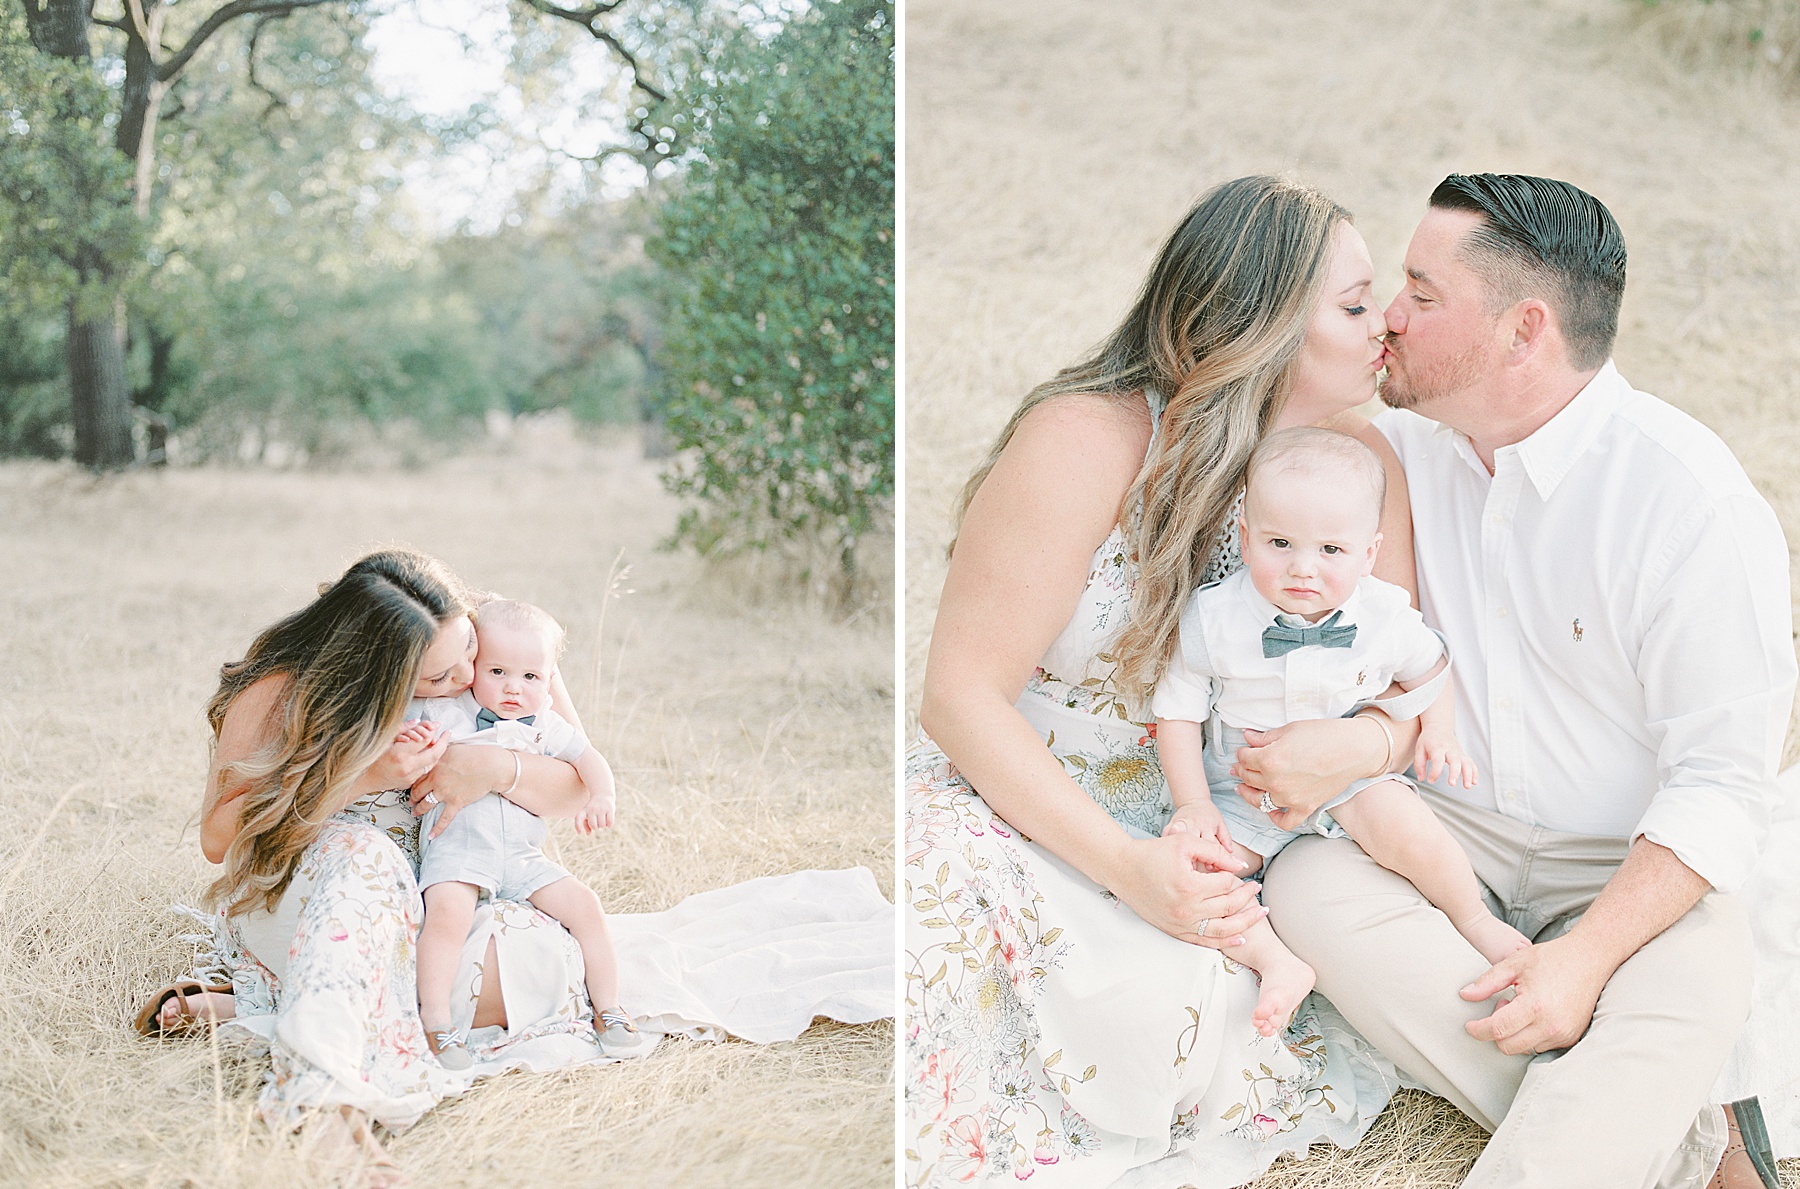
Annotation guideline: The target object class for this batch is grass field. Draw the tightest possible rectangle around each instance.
[0,419,894,1187]
[904,0,1800,1184]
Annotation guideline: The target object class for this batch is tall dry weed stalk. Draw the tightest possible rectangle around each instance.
[1634,0,1800,85]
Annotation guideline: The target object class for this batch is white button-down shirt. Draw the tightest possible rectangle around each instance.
[1377,362,1796,894]
[1152,569,1444,731]
[411,691,588,763]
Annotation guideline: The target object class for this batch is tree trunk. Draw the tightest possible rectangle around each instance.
[20,0,90,57]
[25,0,142,468]
[66,295,135,469]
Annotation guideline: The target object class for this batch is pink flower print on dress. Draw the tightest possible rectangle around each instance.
[941,1113,988,1182]
[917,1050,973,1122]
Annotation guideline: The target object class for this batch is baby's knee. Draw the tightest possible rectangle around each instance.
[422,881,481,921]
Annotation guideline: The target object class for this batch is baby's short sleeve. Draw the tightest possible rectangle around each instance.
[1149,595,1217,724]
[533,710,591,763]
[1385,595,1447,685]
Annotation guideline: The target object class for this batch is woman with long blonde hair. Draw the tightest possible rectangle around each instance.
[141,549,600,1184]
[907,176,1422,1186]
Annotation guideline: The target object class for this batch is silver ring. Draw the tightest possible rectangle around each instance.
[422,792,439,806]
[1196,918,1211,939]
[1258,791,1278,814]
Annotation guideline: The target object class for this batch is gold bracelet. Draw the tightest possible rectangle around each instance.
[1357,710,1395,775]
[499,749,522,798]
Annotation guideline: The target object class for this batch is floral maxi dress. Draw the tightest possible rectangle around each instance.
[195,790,894,1131]
[200,789,611,1130]
[904,406,1397,1188]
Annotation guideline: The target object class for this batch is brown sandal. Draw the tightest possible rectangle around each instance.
[133,979,233,1038]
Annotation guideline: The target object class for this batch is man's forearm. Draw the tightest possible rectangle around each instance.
[1563,838,1712,977]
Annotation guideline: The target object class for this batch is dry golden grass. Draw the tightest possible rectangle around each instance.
[0,418,894,1188]
[905,0,1800,1183]
[1634,0,1800,88]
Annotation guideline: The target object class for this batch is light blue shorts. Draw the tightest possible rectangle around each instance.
[1205,723,1411,861]
[419,793,569,901]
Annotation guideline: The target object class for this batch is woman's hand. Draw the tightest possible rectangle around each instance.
[408,741,512,837]
[1233,714,1395,830]
[1161,801,1239,864]
[1104,833,1265,949]
[360,722,449,796]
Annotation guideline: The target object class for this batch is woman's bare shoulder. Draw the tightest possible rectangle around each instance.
[1017,391,1153,444]
[217,673,289,749]
[1323,408,1400,463]
[1004,392,1154,486]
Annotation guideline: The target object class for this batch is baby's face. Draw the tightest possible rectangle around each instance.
[470,622,556,719]
[1240,467,1382,620]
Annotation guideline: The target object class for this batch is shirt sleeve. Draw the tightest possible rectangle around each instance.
[1150,596,1217,723]
[1632,490,1796,894]
[534,710,591,764]
[1388,600,1447,685]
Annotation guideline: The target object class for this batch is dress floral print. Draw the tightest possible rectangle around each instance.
[905,397,1393,1187]
[195,791,603,1130]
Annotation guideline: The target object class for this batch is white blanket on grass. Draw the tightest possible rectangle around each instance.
[1714,765,1800,1156]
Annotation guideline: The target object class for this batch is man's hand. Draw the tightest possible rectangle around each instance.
[1460,933,1614,1055]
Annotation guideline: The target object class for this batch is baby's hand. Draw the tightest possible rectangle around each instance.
[574,793,617,835]
[1162,802,1236,865]
[1415,732,1478,789]
[393,720,438,747]
[369,721,446,792]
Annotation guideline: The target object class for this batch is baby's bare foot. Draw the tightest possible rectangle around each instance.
[1251,952,1316,1038]
[1458,913,1531,965]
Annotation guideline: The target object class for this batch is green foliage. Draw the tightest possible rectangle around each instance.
[0,11,144,319]
[649,0,894,573]
[0,8,655,460]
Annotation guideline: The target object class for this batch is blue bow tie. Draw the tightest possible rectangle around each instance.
[1261,610,1357,658]
[475,707,535,731]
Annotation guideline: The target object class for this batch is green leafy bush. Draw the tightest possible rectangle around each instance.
[649,0,894,577]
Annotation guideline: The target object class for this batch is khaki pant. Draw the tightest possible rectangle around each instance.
[1262,788,1753,1189]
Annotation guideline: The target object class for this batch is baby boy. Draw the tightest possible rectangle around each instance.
[1153,427,1528,1037]
[409,599,630,1068]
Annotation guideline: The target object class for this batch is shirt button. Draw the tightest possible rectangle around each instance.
[1498,698,1513,711]
[1503,789,1519,802]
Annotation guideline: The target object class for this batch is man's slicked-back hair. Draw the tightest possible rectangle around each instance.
[1429,173,1626,370]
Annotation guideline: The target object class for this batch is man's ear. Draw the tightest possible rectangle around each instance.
[1508,299,1552,363]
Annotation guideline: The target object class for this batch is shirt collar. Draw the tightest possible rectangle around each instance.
[1424,362,1625,498]
[1234,567,1366,627]
[1503,361,1625,501]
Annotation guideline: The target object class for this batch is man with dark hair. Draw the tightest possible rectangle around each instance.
[1257,173,1795,1187]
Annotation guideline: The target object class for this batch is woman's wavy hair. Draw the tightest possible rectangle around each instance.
[953,175,1350,704]
[205,549,476,916]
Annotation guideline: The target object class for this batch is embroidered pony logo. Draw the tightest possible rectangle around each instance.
[1572,618,1583,642]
